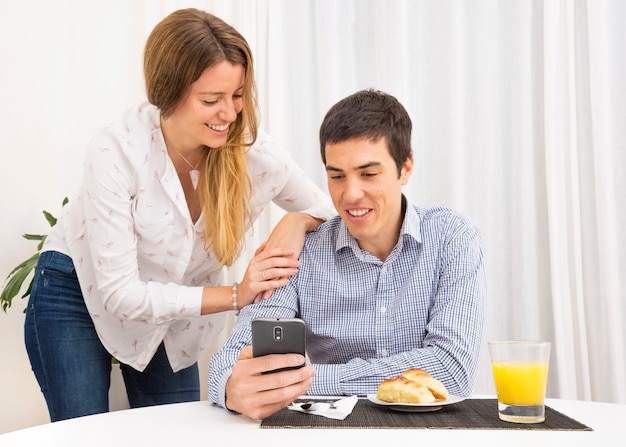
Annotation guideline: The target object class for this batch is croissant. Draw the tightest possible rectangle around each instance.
[376,368,449,403]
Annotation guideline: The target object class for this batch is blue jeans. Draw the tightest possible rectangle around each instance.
[24,251,200,422]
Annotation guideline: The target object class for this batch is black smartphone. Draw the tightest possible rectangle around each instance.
[251,317,306,373]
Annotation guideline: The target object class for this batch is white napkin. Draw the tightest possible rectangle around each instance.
[287,395,358,420]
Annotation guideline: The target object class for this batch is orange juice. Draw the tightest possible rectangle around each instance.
[491,362,549,405]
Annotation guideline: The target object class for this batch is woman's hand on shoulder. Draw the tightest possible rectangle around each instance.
[251,212,323,300]
[264,212,324,257]
[238,244,300,305]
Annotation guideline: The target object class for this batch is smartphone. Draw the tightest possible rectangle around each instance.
[251,317,306,373]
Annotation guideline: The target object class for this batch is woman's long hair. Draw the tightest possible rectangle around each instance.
[144,8,258,266]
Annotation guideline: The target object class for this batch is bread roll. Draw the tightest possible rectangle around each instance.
[400,368,432,381]
[376,376,436,404]
[376,368,449,403]
[411,376,449,400]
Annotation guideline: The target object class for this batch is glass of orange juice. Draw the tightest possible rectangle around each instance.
[488,341,551,423]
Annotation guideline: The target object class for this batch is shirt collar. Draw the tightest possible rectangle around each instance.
[335,195,422,255]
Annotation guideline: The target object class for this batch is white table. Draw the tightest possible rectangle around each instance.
[1,397,624,446]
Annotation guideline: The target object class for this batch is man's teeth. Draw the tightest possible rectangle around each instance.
[348,209,369,217]
[208,124,229,131]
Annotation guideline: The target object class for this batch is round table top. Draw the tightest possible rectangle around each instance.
[1,396,623,446]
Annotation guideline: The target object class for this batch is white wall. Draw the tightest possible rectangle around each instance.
[0,0,142,433]
[0,1,152,434]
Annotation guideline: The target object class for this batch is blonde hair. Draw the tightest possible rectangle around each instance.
[144,8,258,266]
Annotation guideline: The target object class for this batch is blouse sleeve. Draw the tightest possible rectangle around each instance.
[247,130,336,222]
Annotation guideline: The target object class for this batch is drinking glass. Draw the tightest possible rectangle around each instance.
[488,341,551,423]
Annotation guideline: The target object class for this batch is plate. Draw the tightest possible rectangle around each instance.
[366,394,465,412]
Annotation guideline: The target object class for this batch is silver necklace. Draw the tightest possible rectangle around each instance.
[171,147,201,190]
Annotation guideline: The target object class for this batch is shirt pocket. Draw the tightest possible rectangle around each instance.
[133,212,176,267]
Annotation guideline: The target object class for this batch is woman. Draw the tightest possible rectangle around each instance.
[24,8,335,422]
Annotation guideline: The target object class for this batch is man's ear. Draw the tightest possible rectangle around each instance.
[400,154,414,185]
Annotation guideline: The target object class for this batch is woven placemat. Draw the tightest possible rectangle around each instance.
[260,398,592,430]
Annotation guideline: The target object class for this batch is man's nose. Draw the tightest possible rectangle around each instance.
[344,179,364,201]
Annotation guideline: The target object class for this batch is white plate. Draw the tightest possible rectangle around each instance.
[366,394,465,412]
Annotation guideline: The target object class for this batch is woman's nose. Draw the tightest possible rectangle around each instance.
[219,99,238,122]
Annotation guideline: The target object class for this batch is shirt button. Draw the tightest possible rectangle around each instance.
[381,349,389,356]
[381,266,388,274]
[380,306,387,313]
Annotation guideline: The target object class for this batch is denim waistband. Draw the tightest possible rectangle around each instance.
[38,250,77,275]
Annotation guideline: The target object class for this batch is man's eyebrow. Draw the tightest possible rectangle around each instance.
[355,162,382,170]
[325,162,382,172]
[325,165,343,172]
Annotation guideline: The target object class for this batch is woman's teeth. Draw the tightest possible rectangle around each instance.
[208,124,229,131]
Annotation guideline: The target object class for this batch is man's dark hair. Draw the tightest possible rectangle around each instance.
[319,89,412,175]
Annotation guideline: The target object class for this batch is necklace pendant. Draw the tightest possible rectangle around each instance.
[189,170,200,190]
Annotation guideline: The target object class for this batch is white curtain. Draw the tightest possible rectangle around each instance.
[540,0,626,402]
[231,0,625,403]
[1,3,624,430]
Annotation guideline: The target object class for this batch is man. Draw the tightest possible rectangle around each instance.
[208,89,486,419]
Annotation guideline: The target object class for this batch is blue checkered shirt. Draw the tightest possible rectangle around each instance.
[208,199,486,408]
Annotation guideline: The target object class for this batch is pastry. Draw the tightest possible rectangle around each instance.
[376,376,436,404]
[376,368,449,403]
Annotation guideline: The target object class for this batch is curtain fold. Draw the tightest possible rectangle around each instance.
[543,0,590,400]
[540,0,625,402]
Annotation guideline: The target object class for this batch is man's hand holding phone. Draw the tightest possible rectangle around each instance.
[224,318,316,420]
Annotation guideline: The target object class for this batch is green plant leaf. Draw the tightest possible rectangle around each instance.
[4,253,39,279]
[43,210,57,227]
[43,198,67,227]
[1,253,39,313]
[1,197,68,314]
[37,235,48,251]
[22,233,46,241]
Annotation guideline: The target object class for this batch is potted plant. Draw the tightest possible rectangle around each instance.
[0,196,123,391]
[1,198,68,313]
